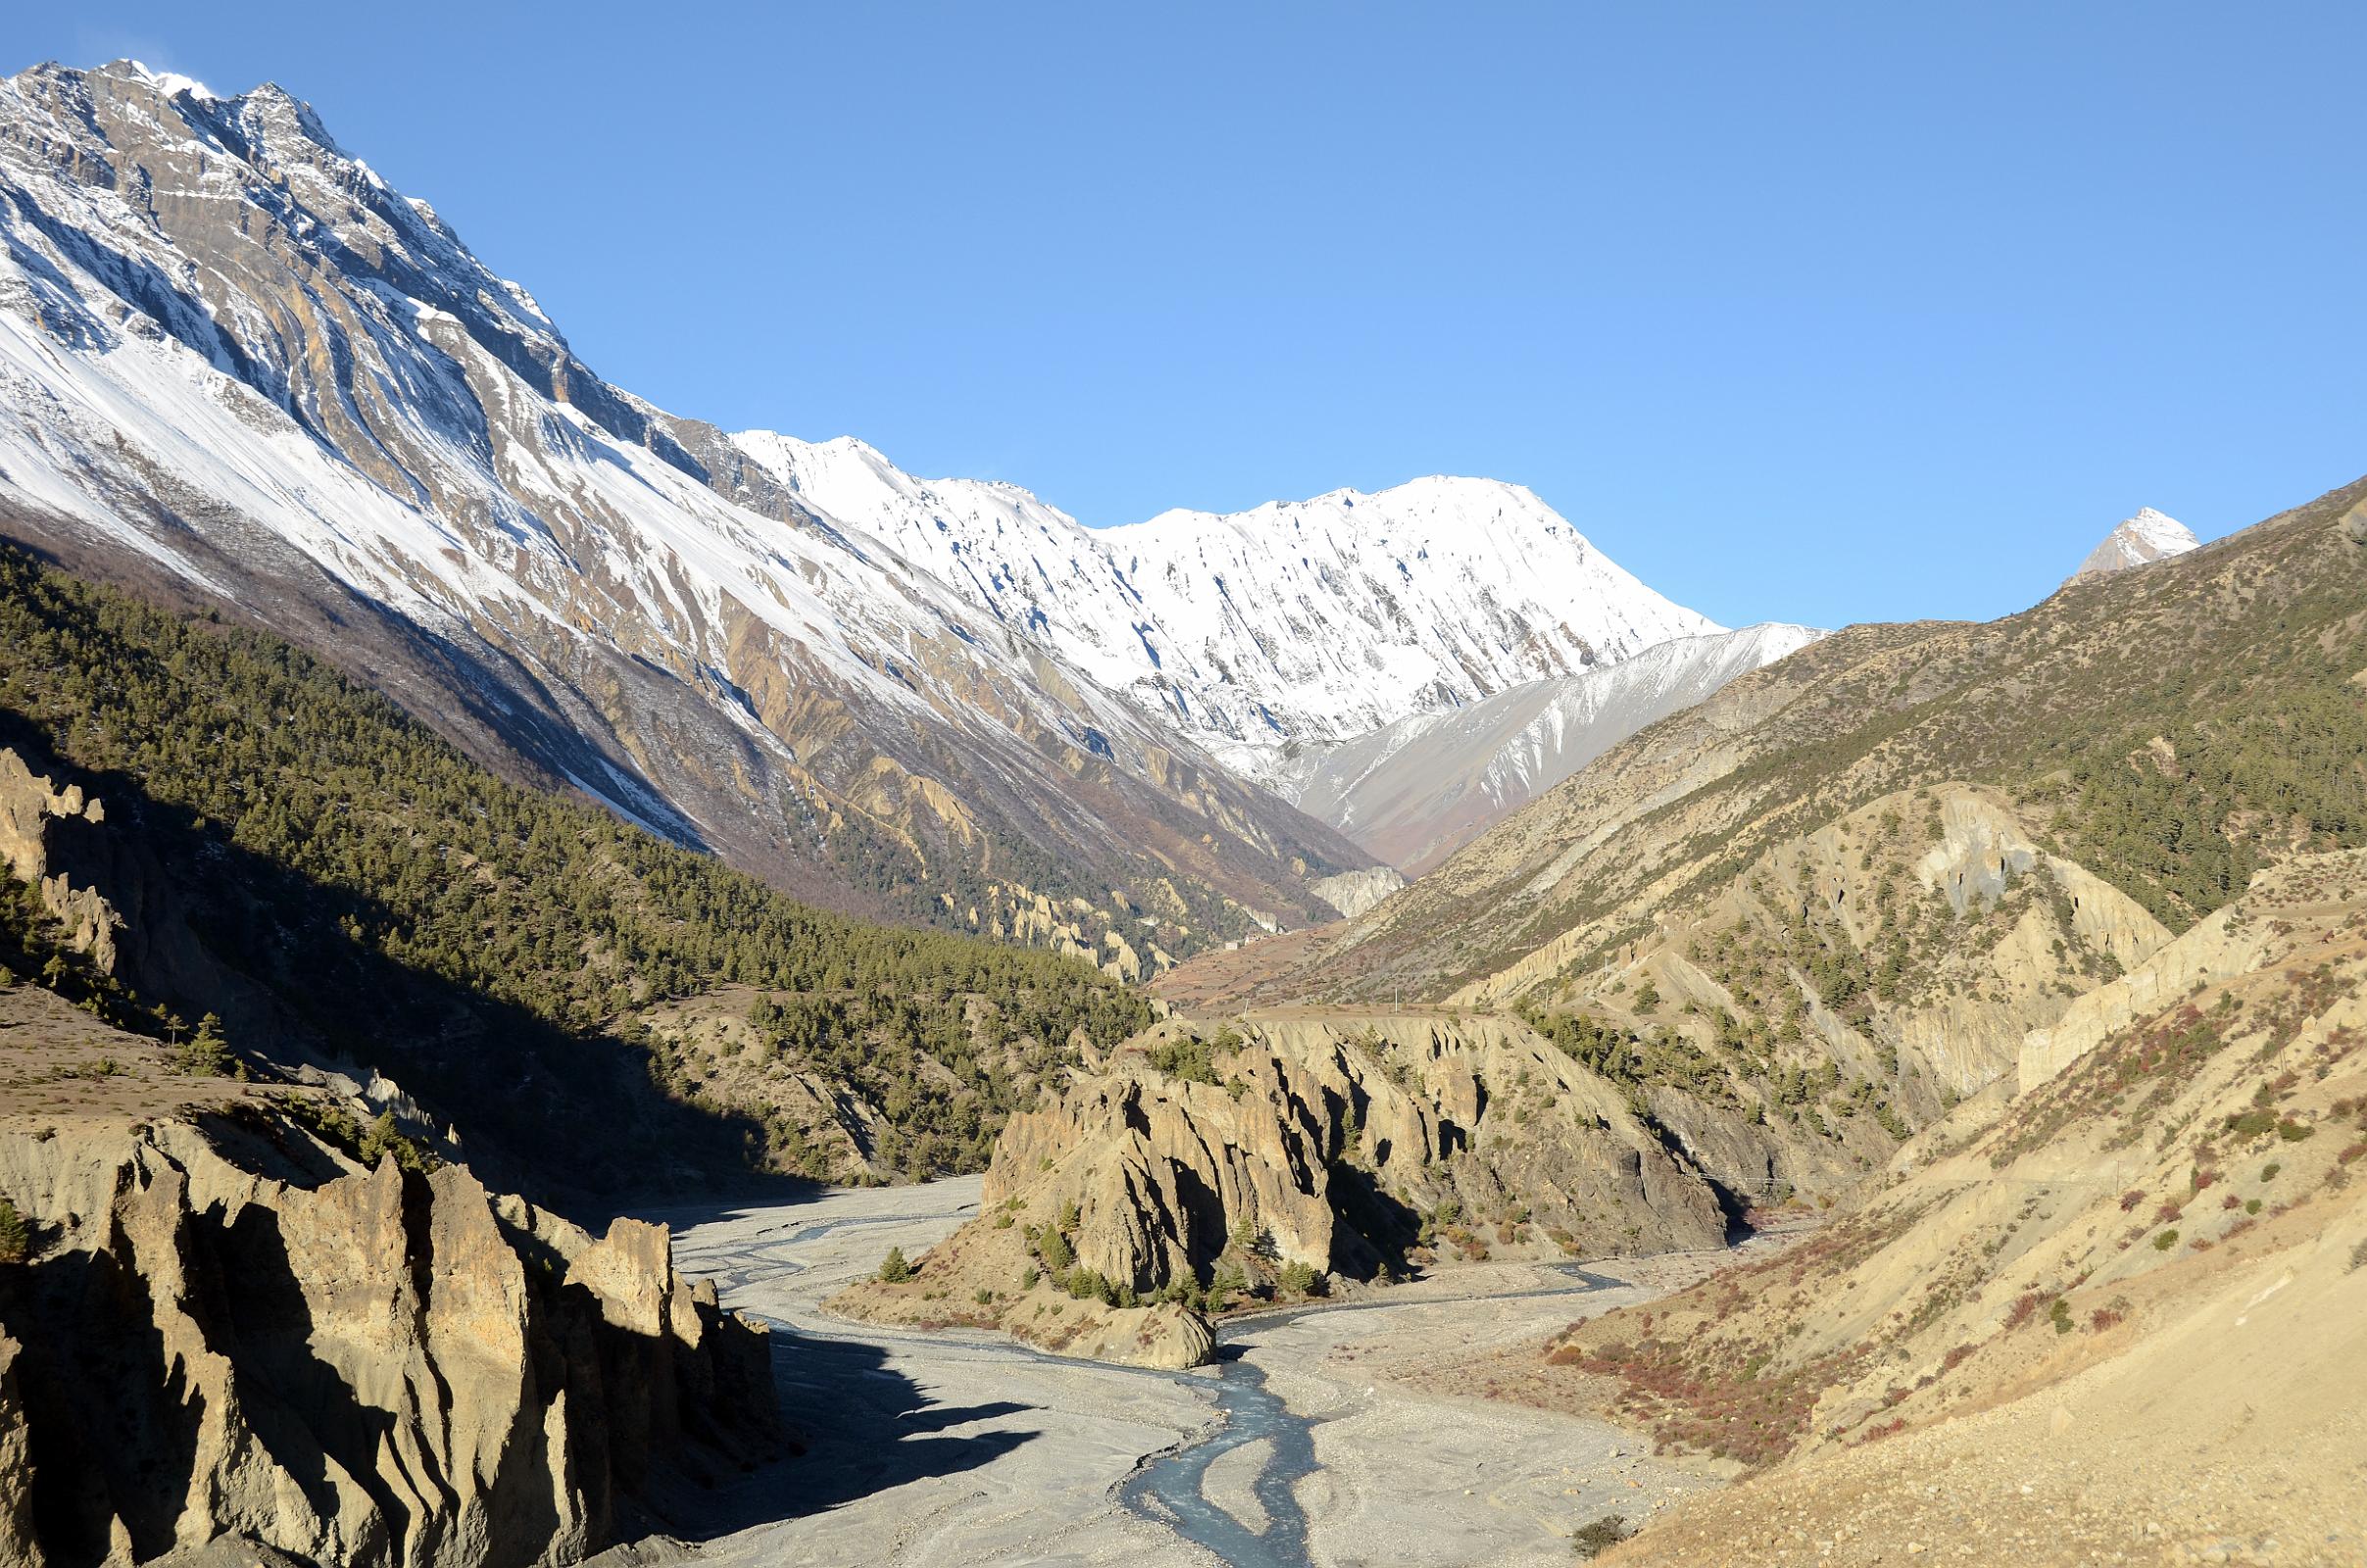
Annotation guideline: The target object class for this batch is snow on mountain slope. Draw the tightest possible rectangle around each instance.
[1108,481,1716,745]
[1280,623,1824,873]
[727,436,1717,773]
[0,60,1369,960]
[2065,508,2198,584]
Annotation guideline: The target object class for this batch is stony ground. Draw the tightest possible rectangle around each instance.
[609,1184,1760,1567]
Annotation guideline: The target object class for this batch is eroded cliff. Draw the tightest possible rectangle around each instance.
[0,1112,777,1568]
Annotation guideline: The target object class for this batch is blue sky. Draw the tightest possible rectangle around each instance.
[21,3,2367,629]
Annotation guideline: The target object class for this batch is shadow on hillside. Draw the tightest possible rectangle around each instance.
[0,709,778,1222]
[661,1326,1039,1540]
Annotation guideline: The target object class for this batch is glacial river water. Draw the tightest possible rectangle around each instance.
[1117,1265,1623,1566]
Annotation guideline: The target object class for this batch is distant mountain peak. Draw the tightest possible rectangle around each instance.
[2067,508,2198,584]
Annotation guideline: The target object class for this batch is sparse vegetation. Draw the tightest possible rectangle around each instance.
[1571,1513,1632,1558]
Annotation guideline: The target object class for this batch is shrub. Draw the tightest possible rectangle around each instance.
[1020,1265,1041,1291]
[0,1199,26,1264]
[357,1109,438,1174]
[877,1246,913,1284]
[1147,1035,1223,1085]
[2117,1189,2145,1212]
[2048,1297,2075,1334]
[1572,1515,1633,1559]
[2152,1229,2180,1251]
[2276,1119,2315,1143]
[1038,1228,1075,1271]
[176,1012,233,1077]
[2351,1239,2367,1274]
[1065,1267,1118,1305]
[2261,1162,2282,1183]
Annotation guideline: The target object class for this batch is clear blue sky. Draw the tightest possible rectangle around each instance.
[22,3,2367,629]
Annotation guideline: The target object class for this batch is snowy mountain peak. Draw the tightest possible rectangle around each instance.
[0,57,1737,950]
[2066,508,2199,584]
[722,439,1718,761]
[105,59,221,101]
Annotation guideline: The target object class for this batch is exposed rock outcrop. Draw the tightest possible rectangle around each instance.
[1310,866,1405,920]
[0,746,119,971]
[833,1008,1891,1361]
[0,1123,778,1567]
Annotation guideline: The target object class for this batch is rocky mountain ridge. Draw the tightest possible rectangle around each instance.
[0,59,1376,963]
[0,59,1756,967]
[1164,478,2365,1017]
[728,432,1717,776]
[2065,506,2198,583]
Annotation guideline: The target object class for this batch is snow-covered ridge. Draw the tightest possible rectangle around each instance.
[2066,508,2198,584]
[727,435,1719,763]
[0,57,1736,945]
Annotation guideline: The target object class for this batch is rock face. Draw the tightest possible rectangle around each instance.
[833,1009,1894,1362]
[0,1125,777,1567]
[0,748,118,971]
[1308,865,1405,920]
[2063,507,2198,584]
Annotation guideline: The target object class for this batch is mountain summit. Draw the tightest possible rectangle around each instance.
[2065,506,2198,583]
[728,433,1716,780]
[0,60,1721,955]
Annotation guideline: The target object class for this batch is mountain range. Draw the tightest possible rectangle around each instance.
[0,59,1815,968]
[3,51,2359,1568]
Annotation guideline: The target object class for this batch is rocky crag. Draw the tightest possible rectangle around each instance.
[0,1022,779,1568]
[829,1007,1890,1359]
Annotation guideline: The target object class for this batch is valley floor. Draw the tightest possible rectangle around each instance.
[609,1180,1746,1566]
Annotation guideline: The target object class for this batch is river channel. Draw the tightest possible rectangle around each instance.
[628,1179,1733,1568]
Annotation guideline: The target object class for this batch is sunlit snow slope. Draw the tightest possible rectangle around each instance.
[0,60,1739,954]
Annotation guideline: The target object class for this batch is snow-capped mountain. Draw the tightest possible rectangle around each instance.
[0,60,1735,956]
[2065,508,2198,584]
[726,434,1716,777]
[1274,623,1823,873]
[0,60,1379,959]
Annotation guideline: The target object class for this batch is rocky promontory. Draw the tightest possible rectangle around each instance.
[0,1110,778,1567]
